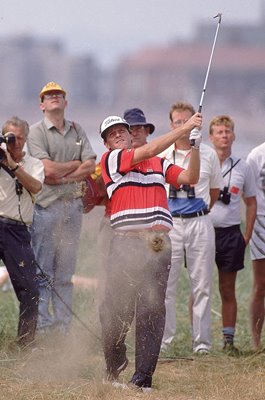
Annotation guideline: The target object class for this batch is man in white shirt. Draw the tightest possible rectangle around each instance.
[210,115,257,354]
[246,138,265,349]
[160,102,223,354]
[0,116,44,347]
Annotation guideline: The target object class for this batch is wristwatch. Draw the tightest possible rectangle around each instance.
[10,163,19,172]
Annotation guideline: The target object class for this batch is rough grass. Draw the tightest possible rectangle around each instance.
[0,209,264,400]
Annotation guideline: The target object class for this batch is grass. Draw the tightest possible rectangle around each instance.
[0,211,264,399]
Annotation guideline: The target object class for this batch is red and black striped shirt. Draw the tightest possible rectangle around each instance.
[101,148,183,231]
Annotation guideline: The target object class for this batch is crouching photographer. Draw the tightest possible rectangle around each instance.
[0,117,44,348]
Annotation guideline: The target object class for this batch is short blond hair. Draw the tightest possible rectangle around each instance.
[209,115,234,135]
[169,102,195,122]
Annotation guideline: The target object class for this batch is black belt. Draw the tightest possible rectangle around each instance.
[0,216,25,226]
[172,209,209,219]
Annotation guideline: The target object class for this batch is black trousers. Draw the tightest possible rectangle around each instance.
[99,232,171,386]
[0,219,39,345]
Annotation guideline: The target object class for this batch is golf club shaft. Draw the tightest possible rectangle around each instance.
[198,13,222,113]
[190,13,222,145]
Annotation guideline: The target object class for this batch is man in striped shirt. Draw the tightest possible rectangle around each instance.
[99,113,202,391]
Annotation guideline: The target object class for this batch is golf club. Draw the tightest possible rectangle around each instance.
[190,13,222,146]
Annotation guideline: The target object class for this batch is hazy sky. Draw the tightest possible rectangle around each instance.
[0,0,262,67]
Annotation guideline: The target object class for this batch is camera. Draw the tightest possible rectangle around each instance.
[0,132,16,145]
[169,184,195,199]
[218,186,231,205]
[0,133,16,162]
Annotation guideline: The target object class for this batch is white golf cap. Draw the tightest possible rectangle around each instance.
[100,115,130,139]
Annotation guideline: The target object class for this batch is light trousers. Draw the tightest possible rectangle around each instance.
[162,215,215,352]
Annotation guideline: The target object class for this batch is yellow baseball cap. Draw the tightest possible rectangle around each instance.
[39,82,66,99]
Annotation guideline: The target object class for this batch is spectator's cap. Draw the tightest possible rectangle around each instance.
[123,108,155,134]
[100,115,130,140]
[39,82,66,99]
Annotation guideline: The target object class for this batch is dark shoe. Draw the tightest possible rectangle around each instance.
[223,343,242,357]
[128,376,152,393]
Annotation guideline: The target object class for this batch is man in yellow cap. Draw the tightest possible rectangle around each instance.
[27,82,96,335]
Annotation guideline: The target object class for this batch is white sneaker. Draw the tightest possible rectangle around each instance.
[195,348,210,355]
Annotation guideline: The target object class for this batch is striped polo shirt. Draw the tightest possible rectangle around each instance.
[101,148,183,231]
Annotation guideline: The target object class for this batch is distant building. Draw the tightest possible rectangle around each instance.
[0,35,101,107]
[113,16,265,115]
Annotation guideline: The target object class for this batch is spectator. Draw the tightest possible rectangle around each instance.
[246,135,265,350]
[0,116,44,347]
[27,82,96,334]
[209,115,256,354]
[160,101,223,354]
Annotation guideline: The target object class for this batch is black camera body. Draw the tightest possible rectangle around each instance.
[0,133,16,162]
[0,133,16,145]
[218,186,231,205]
[169,184,195,199]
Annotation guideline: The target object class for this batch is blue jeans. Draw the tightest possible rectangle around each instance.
[31,198,83,331]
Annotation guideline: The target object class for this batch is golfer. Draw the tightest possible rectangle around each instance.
[99,113,202,391]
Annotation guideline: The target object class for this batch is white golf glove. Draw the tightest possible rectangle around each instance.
[189,128,202,149]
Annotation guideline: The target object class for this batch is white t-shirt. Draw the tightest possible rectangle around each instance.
[210,155,256,227]
[247,142,265,217]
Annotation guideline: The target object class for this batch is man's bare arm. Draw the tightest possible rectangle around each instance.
[132,113,202,165]
[44,159,96,185]
[209,188,220,209]
[243,196,257,244]
[42,159,81,184]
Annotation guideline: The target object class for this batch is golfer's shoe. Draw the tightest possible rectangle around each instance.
[109,380,152,393]
[103,358,129,384]
[127,381,152,393]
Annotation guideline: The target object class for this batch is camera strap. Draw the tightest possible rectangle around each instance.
[0,162,33,200]
[0,161,16,178]
[222,158,241,188]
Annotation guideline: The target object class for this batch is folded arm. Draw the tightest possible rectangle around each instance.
[43,158,96,185]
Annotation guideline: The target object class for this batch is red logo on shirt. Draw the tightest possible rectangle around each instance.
[230,186,239,194]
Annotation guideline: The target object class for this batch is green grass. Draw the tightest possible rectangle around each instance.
[0,215,263,399]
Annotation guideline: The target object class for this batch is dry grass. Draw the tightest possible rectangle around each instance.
[0,212,265,399]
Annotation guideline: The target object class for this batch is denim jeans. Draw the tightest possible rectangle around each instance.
[31,198,83,331]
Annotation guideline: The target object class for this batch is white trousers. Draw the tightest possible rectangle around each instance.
[162,215,215,352]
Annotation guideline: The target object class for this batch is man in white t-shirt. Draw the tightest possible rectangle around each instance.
[246,139,265,349]
[210,115,256,354]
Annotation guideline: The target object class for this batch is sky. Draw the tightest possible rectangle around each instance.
[0,0,262,67]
